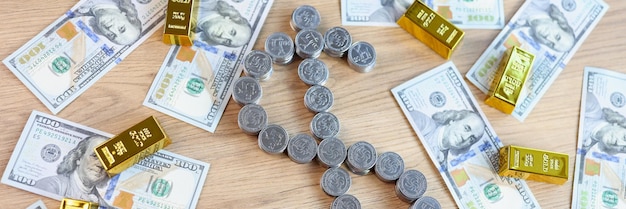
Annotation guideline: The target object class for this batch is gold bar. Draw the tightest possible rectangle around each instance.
[59,198,98,209]
[95,116,171,177]
[498,145,568,185]
[163,0,197,46]
[396,1,464,59]
[484,46,534,114]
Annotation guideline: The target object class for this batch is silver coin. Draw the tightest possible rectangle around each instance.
[374,152,404,182]
[304,85,334,113]
[298,58,329,86]
[237,104,268,135]
[232,76,262,106]
[295,29,324,59]
[320,167,351,197]
[395,169,427,203]
[258,124,289,154]
[290,5,321,31]
[287,133,318,164]
[324,27,352,58]
[347,41,376,73]
[310,112,340,140]
[244,50,273,80]
[331,194,361,209]
[409,196,441,209]
[316,137,346,168]
[264,32,294,65]
[346,141,377,175]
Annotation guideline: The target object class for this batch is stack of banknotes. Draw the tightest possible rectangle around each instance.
[1,0,278,207]
[2,111,210,208]
[392,62,541,209]
[388,0,611,208]
[2,0,275,133]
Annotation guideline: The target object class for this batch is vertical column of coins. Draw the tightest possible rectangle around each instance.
[410,196,441,209]
[395,170,427,203]
[374,152,405,182]
[265,32,295,65]
[316,137,347,168]
[347,41,377,73]
[238,104,268,135]
[232,76,262,106]
[287,133,318,164]
[258,124,290,154]
[295,29,325,59]
[244,50,274,80]
[304,85,334,113]
[298,58,329,86]
[321,167,352,197]
[290,5,321,32]
[324,27,352,58]
[345,141,377,175]
[309,112,340,140]
[331,194,361,209]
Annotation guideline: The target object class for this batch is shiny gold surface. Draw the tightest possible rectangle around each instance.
[59,198,98,209]
[163,0,196,46]
[2,1,626,208]
[397,0,464,59]
[94,116,171,176]
[485,46,534,114]
[499,145,569,185]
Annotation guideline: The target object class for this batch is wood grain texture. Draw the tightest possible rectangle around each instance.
[1,0,625,208]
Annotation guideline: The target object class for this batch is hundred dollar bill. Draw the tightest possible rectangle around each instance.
[572,67,626,209]
[143,0,274,132]
[340,0,504,28]
[392,61,540,209]
[2,0,168,114]
[26,200,47,209]
[1,111,210,209]
[466,0,608,121]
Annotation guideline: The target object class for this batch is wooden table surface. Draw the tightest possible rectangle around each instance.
[1,0,625,208]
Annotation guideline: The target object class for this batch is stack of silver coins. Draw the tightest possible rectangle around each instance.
[237,104,268,135]
[345,141,377,175]
[409,196,441,209]
[232,76,262,106]
[331,194,361,209]
[374,152,405,182]
[264,32,295,65]
[347,41,376,73]
[316,137,347,168]
[244,50,273,81]
[286,133,318,164]
[320,167,351,197]
[310,112,340,140]
[290,5,321,31]
[324,27,352,58]
[298,58,329,86]
[295,29,324,59]
[395,170,427,203]
[234,5,437,208]
[304,85,334,113]
[258,124,290,155]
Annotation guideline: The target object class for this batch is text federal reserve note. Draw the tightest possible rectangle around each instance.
[1,111,210,209]
[392,62,540,209]
[341,0,504,28]
[572,67,626,209]
[3,0,168,114]
[466,0,608,121]
[143,0,274,132]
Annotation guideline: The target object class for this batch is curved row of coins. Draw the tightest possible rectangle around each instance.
[232,5,440,209]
